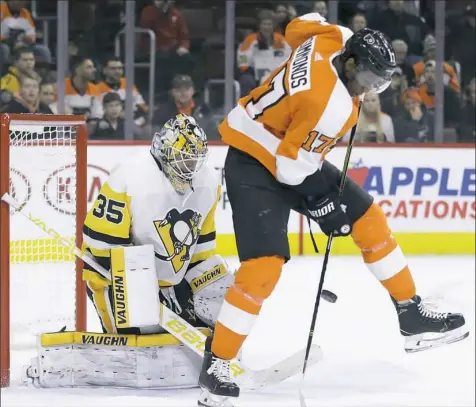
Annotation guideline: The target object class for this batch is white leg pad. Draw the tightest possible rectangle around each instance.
[24,331,209,389]
[110,245,161,330]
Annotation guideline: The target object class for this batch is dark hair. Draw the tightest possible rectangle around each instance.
[103,92,122,106]
[103,56,123,67]
[41,72,57,84]
[70,55,91,75]
[351,12,366,23]
[13,46,34,61]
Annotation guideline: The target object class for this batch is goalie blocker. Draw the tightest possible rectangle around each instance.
[25,245,235,389]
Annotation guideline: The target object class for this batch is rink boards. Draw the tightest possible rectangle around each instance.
[9,143,475,262]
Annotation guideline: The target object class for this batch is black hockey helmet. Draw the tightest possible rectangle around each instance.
[342,28,396,93]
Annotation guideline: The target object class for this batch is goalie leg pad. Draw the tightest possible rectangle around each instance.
[185,255,234,327]
[110,245,162,332]
[25,331,210,389]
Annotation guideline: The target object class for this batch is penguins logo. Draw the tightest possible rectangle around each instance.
[154,208,202,273]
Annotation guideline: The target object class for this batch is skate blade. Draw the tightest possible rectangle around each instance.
[405,326,470,353]
[197,389,234,407]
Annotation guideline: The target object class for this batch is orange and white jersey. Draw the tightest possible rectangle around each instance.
[0,1,36,42]
[64,77,103,119]
[237,32,292,84]
[220,13,360,186]
[413,60,460,93]
[97,78,148,113]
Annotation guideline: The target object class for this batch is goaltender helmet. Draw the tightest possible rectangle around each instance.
[342,28,396,94]
[151,114,209,194]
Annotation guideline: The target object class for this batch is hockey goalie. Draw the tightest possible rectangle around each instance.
[25,114,235,389]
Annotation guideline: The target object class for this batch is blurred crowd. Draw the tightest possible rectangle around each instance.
[0,0,474,143]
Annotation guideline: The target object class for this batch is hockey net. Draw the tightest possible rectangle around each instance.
[0,114,88,386]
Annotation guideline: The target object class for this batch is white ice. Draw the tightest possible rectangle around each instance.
[2,255,475,407]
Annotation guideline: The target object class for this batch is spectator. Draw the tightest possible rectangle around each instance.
[417,60,461,128]
[370,0,431,58]
[394,88,434,143]
[153,74,213,136]
[412,35,460,93]
[379,66,407,117]
[349,13,367,33]
[38,80,72,114]
[65,56,102,120]
[274,3,297,35]
[446,4,475,88]
[0,0,51,68]
[140,0,193,94]
[237,9,292,96]
[458,78,475,142]
[38,80,55,109]
[90,92,127,140]
[392,39,414,84]
[97,57,148,127]
[0,75,53,113]
[312,1,328,19]
[345,92,395,143]
[0,46,39,97]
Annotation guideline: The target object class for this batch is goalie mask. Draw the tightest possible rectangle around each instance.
[151,114,209,194]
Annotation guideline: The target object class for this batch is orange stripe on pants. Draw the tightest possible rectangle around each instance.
[352,203,416,301]
[212,256,284,359]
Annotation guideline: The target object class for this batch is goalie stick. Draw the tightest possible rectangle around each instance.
[1,192,323,391]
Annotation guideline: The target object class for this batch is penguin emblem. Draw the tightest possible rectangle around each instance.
[154,208,202,273]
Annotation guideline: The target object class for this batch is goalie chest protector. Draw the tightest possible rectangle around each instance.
[108,151,220,287]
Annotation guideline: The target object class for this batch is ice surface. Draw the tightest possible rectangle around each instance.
[2,255,474,407]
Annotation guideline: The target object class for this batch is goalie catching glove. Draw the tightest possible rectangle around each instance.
[306,187,352,237]
[158,254,235,329]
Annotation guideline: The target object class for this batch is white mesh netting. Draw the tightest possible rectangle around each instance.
[9,123,79,347]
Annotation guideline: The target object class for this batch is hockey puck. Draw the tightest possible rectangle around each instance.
[321,289,338,303]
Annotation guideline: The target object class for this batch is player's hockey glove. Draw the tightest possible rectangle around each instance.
[306,189,352,237]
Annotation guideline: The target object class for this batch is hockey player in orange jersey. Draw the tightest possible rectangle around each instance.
[197,13,469,407]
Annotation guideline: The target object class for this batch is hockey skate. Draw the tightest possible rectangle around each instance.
[393,295,469,353]
[198,336,239,407]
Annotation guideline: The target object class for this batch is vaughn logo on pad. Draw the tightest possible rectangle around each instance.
[81,334,129,346]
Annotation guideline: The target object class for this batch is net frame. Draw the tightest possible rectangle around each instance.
[0,113,88,387]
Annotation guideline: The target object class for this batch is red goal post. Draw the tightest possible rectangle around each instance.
[0,113,88,387]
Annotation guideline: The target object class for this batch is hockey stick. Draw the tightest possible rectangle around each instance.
[1,192,323,391]
[299,105,361,407]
